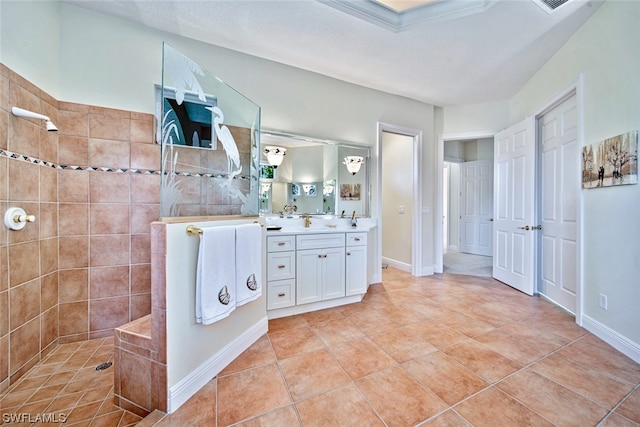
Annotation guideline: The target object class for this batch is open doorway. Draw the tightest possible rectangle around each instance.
[377,122,423,276]
[437,132,495,277]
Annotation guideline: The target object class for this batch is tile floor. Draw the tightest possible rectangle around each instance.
[148,268,640,426]
[0,338,142,426]
[3,269,640,426]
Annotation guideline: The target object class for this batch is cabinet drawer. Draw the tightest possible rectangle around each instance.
[267,279,296,310]
[267,251,295,281]
[346,232,367,246]
[267,235,296,252]
[296,233,345,250]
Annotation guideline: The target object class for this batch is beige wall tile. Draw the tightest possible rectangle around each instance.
[90,204,130,235]
[89,172,130,203]
[88,139,130,169]
[58,203,89,236]
[58,301,88,336]
[8,241,40,287]
[10,317,40,375]
[90,266,129,299]
[59,236,89,269]
[90,235,129,267]
[58,268,88,303]
[58,169,89,203]
[90,296,129,332]
[59,135,88,166]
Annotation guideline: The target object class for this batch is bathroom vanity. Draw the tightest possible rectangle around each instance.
[264,216,378,319]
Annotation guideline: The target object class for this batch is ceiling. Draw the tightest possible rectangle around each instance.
[63,0,602,107]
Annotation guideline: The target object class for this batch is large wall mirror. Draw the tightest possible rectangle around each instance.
[259,131,370,217]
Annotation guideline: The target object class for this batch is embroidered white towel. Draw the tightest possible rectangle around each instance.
[235,223,263,306]
[195,225,236,325]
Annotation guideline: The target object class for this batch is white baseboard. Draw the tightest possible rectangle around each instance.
[421,265,435,276]
[168,316,268,413]
[382,257,411,272]
[582,315,640,364]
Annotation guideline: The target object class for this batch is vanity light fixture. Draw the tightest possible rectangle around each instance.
[343,156,364,175]
[302,184,313,194]
[260,182,272,193]
[11,107,58,132]
[263,146,286,168]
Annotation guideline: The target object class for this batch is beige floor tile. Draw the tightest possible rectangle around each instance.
[443,339,522,383]
[558,335,640,385]
[600,412,640,427]
[344,307,401,336]
[497,369,609,426]
[402,351,488,405]
[278,349,350,401]
[473,329,551,365]
[617,388,640,423]
[235,405,301,426]
[155,381,216,427]
[370,328,438,363]
[310,317,364,346]
[219,334,276,376]
[268,326,325,360]
[530,353,634,409]
[356,366,448,426]
[301,307,344,325]
[295,383,384,427]
[403,319,469,350]
[267,315,309,333]
[421,409,472,426]
[329,337,397,379]
[217,363,291,425]
[455,386,554,426]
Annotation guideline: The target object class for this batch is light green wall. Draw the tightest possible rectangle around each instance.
[510,1,640,345]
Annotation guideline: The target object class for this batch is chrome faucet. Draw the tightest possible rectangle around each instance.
[302,214,312,228]
[340,210,345,218]
[351,211,357,228]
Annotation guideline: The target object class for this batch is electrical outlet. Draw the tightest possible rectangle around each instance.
[599,293,608,310]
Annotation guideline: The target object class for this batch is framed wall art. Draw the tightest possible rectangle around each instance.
[582,130,638,189]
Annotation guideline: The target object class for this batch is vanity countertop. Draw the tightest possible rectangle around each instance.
[264,216,377,235]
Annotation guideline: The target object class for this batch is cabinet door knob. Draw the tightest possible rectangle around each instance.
[278,292,285,297]
[278,242,286,246]
[318,254,322,258]
[347,252,351,255]
[354,238,360,241]
[278,265,286,269]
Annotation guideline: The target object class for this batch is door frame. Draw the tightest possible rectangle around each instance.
[377,122,423,276]
[533,75,584,325]
[436,130,496,273]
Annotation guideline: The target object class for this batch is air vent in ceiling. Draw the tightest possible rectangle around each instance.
[533,0,572,13]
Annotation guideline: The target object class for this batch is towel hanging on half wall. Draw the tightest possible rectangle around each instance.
[195,225,236,325]
[235,223,263,306]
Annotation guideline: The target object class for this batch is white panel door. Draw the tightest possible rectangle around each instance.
[459,160,494,256]
[538,93,578,313]
[493,118,536,295]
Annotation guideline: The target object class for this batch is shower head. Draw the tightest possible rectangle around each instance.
[11,106,58,132]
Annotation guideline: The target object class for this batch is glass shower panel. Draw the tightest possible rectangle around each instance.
[160,43,261,217]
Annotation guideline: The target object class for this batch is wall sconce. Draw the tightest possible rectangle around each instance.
[323,184,334,196]
[263,146,286,168]
[343,156,364,175]
[260,182,272,193]
[11,107,58,132]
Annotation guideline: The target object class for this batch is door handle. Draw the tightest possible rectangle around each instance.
[517,225,531,231]
[489,218,494,222]
[532,225,542,230]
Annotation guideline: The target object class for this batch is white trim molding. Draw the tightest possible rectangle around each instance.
[582,315,640,364]
[167,316,268,413]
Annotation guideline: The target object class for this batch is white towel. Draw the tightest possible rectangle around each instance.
[195,225,236,325]
[235,223,263,306]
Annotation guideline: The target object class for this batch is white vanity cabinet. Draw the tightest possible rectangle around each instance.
[296,233,346,304]
[345,232,367,296]
[265,225,376,319]
[266,235,296,310]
